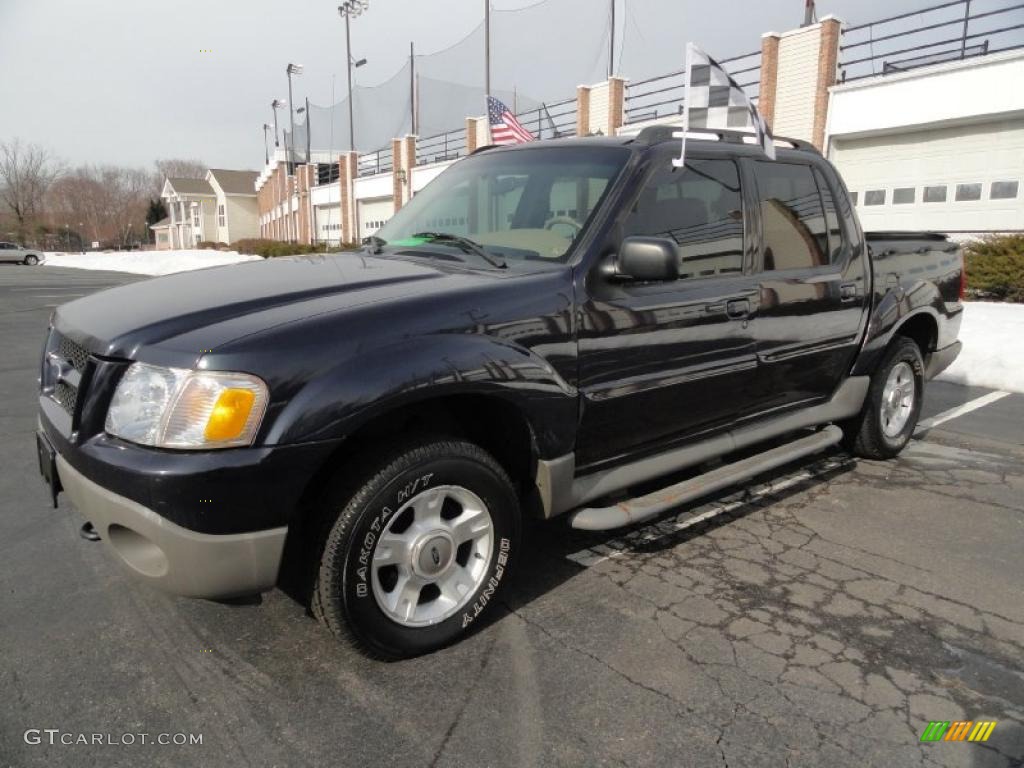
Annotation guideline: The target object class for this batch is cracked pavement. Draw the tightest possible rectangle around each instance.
[2,268,1022,767]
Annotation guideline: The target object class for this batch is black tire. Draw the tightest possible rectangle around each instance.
[311,438,520,659]
[845,336,924,459]
[24,254,38,266]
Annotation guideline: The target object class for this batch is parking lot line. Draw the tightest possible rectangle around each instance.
[915,390,1011,434]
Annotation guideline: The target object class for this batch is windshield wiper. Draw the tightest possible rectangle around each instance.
[363,235,386,254]
[411,232,507,269]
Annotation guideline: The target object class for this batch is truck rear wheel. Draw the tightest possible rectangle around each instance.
[311,439,520,659]
[845,336,924,459]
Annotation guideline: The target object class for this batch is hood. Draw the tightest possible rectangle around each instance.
[54,252,459,360]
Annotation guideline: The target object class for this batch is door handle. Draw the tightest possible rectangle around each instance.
[726,298,750,319]
[839,282,859,302]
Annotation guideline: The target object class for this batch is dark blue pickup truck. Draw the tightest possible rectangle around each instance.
[37,127,962,658]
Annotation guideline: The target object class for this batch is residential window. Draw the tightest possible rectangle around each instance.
[850,191,858,206]
[218,204,226,227]
[864,190,886,206]
[991,181,1019,200]
[955,183,982,202]
[923,185,947,203]
[623,158,744,279]
[753,161,829,271]
[893,187,915,205]
[192,205,200,227]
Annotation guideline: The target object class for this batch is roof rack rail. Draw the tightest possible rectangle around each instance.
[631,124,820,155]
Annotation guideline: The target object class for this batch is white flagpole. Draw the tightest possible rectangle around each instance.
[672,42,696,169]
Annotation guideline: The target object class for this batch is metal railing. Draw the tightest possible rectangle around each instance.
[623,50,761,126]
[358,146,393,177]
[416,127,468,165]
[515,96,578,139]
[839,0,1024,83]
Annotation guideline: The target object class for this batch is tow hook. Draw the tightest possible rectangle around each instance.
[79,521,101,542]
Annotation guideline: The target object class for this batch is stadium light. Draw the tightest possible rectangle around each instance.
[338,1,369,151]
[285,63,304,171]
[270,99,287,148]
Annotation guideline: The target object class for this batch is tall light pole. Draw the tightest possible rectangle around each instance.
[338,0,369,152]
[262,123,271,165]
[286,63,303,171]
[271,99,286,149]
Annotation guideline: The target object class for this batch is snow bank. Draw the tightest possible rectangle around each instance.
[43,249,262,276]
[937,302,1024,394]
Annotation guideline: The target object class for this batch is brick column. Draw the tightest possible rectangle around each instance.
[403,135,417,198]
[466,117,479,153]
[575,85,591,136]
[303,165,314,245]
[391,138,405,212]
[759,32,781,130]
[814,17,842,151]
[607,77,626,136]
[339,152,358,245]
[767,16,843,151]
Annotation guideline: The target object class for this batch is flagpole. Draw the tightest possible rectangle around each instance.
[609,0,615,78]
[484,0,491,98]
[673,42,695,168]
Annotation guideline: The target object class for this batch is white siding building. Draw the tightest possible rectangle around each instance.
[161,169,260,248]
[826,50,1024,235]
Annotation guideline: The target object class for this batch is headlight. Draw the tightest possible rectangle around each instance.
[105,363,268,449]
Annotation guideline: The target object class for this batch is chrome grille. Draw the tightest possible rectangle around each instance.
[47,332,91,418]
[54,381,78,414]
[57,334,89,373]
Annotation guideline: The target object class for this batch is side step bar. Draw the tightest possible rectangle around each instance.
[568,425,844,531]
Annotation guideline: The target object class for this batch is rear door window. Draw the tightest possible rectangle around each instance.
[754,162,828,271]
[813,167,846,265]
[622,158,745,280]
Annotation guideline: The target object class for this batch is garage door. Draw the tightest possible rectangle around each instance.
[358,197,395,239]
[829,118,1024,233]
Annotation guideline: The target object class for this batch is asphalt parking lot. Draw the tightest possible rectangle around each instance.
[2,266,1023,768]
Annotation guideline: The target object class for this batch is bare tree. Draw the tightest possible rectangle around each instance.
[153,158,206,196]
[0,138,63,228]
[49,165,152,247]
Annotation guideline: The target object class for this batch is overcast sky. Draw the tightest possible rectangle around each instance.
[0,0,989,170]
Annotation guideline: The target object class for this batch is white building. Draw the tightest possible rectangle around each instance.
[826,50,1024,235]
[161,169,260,248]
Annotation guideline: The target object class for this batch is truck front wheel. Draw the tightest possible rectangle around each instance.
[312,439,520,659]
[846,336,924,459]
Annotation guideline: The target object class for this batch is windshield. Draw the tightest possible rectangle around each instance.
[374,145,629,264]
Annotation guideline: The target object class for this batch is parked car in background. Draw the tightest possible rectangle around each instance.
[37,127,963,659]
[0,242,44,265]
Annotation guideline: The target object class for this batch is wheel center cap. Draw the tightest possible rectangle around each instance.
[412,531,454,577]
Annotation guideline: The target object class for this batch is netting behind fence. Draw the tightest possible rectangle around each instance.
[285,0,611,157]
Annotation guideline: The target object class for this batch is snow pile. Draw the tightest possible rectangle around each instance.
[937,302,1024,394]
[44,249,263,276]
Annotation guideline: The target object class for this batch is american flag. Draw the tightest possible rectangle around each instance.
[673,43,776,168]
[487,95,535,145]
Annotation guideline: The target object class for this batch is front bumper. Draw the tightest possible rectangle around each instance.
[56,454,287,598]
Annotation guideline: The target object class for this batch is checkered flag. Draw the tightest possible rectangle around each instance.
[673,43,776,168]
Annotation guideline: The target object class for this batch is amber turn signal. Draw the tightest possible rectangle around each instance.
[204,388,257,441]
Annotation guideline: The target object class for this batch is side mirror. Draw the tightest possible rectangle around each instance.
[616,236,679,282]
